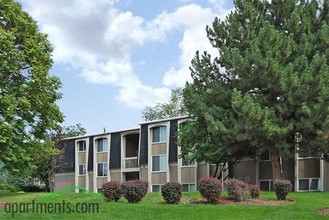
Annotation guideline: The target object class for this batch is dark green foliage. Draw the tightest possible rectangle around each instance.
[122,179,149,203]
[224,178,249,202]
[249,184,261,199]
[161,182,183,204]
[19,185,45,192]
[102,181,123,202]
[198,177,222,204]
[182,0,329,182]
[0,183,19,192]
[0,0,64,172]
[274,180,292,200]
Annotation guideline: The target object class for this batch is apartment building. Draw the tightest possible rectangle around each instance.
[53,116,329,192]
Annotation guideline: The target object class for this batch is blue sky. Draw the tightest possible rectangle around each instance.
[20,0,233,134]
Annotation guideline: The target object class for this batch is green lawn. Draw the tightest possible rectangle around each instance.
[0,191,328,219]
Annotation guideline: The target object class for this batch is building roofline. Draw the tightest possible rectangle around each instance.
[139,115,188,125]
[62,127,140,140]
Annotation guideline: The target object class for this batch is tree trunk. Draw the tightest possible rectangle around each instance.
[271,151,282,184]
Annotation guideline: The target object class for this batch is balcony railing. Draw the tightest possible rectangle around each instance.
[122,157,138,169]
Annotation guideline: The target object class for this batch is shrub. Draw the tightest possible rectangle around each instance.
[249,184,261,199]
[122,179,149,203]
[224,178,249,202]
[102,181,122,202]
[20,185,45,192]
[274,180,292,200]
[0,183,19,192]
[161,182,183,204]
[198,177,222,204]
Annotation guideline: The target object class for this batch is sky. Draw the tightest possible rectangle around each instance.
[19,0,234,134]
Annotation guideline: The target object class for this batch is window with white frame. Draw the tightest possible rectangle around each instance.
[78,141,86,152]
[152,155,167,172]
[299,178,319,191]
[152,185,162,192]
[79,164,86,175]
[152,126,167,143]
[97,138,108,152]
[97,188,103,193]
[182,183,196,192]
[97,163,108,177]
[260,180,273,191]
[79,188,86,193]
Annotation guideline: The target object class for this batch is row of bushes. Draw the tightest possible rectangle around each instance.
[199,177,292,204]
[102,179,148,203]
[102,178,292,204]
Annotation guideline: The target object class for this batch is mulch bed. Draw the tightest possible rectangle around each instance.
[188,197,296,205]
[319,208,329,215]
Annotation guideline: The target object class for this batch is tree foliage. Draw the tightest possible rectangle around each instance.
[0,0,63,171]
[142,88,186,121]
[32,124,86,192]
[181,0,329,182]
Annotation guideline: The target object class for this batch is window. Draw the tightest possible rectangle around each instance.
[79,188,86,193]
[152,155,167,172]
[97,138,108,152]
[152,185,162,192]
[78,141,86,152]
[79,164,86,175]
[260,180,273,191]
[152,126,166,143]
[97,163,108,177]
[299,178,319,191]
[182,183,196,192]
[97,188,103,193]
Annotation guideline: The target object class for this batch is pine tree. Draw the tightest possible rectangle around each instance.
[182,0,329,182]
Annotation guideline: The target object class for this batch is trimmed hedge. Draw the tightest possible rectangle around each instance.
[198,177,222,204]
[161,182,182,204]
[122,179,149,203]
[102,181,122,202]
[224,178,249,202]
[274,180,292,200]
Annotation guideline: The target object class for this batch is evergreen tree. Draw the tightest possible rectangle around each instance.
[182,0,329,182]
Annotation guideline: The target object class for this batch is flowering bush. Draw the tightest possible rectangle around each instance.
[198,177,222,204]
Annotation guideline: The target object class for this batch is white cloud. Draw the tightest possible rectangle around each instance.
[22,0,231,108]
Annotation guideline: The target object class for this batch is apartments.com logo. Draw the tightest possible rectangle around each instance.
[3,186,101,217]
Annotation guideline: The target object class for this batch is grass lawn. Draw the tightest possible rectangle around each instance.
[0,191,328,219]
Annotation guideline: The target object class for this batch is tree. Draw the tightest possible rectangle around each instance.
[142,88,186,121]
[0,0,64,171]
[182,0,329,183]
[33,124,86,192]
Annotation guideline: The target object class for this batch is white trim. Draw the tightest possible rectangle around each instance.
[295,147,299,191]
[93,134,110,192]
[140,115,188,125]
[320,156,324,191]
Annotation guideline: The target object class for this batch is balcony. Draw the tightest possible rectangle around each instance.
[122,157,139,171]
